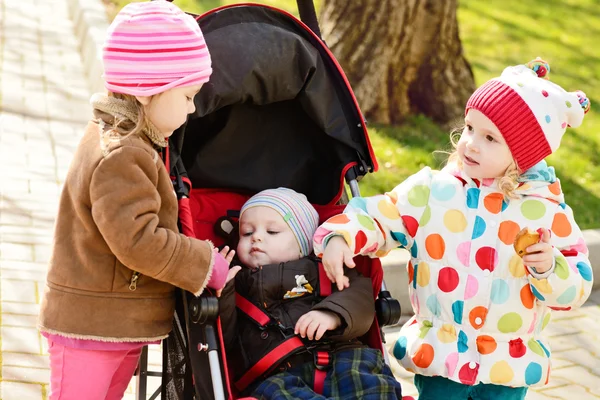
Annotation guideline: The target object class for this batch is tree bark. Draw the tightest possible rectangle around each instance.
[320,0,475,126]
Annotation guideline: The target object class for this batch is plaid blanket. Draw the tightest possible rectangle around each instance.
[250,348,402,400]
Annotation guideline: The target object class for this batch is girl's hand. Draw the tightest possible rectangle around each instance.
[294,310,341,340]
[523,228,554,274]
[322,236,354,291]
[218,246,235,265]
[215,246,241,297]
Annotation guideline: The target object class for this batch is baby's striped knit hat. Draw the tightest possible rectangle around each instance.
[240,188,319,257]
[102,0,212,96]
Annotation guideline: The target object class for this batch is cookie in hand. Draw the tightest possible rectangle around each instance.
[513,228,540,257]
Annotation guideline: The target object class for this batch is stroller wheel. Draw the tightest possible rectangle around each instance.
[375,291,402,326]
[189,295,220,324]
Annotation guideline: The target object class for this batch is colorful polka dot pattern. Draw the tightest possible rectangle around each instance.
[313,166,593,388]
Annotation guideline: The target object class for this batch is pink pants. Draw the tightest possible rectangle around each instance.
[47,339,143,400]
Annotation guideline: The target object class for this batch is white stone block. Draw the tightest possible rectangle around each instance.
[0,381,44,400]
[0,242,35,262]
[1,279,37,303]
[2,365,51,385]
[1,301,40,316]
[1,326,41,353]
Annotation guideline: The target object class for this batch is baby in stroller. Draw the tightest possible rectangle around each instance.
[218,188,403,399]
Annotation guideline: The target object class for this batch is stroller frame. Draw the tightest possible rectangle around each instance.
[134,1,402,399]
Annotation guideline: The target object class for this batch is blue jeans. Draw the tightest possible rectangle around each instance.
[414,375,528,400]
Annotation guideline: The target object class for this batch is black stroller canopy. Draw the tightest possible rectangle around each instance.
[170,4,375,205]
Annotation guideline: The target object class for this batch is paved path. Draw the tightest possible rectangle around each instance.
[0,0,598,399]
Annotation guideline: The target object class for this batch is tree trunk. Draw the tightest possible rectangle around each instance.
[320,0,475,126]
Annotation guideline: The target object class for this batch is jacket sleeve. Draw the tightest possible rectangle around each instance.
[313,167,433,258]
[311,267,375,341]
[218,279,238,348]
[527,203,593,309]
[89,145,214,296]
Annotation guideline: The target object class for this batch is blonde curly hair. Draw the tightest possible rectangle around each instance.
[106,91,152,138]
[92,91,168,153]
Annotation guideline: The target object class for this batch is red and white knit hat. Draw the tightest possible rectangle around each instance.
[466,58,590,172]
[102,0,212,96]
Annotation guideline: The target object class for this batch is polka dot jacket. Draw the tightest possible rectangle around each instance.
[313,161,593,388]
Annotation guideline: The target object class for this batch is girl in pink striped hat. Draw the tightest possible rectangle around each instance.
[38,2,229,399]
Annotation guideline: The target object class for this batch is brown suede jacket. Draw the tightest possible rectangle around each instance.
[38,120,214,342]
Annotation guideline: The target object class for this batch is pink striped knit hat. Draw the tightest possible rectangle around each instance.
[466,58,590,172]
[102,0,212,96]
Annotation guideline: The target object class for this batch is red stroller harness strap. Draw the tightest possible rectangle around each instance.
[317,262,332,296]
[233,265,335,393]
[235,293,271,326]
[313,350,330,394]
[234,293,305,392]
[234,336,304,392]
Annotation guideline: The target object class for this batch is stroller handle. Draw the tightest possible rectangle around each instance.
[169,0,322,38]
[296,0,322,38]
[165,0,323,41]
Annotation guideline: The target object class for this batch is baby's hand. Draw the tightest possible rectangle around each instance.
[523,228,554,274]
[294,310,341,340]
[215,246,241,297]
[322,236,354,291]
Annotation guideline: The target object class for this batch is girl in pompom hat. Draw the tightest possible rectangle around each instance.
[217,188,403,399]
[315,58,593,399]
[38,2,229,398]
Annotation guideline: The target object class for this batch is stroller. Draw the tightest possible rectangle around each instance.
[135,1,403,399]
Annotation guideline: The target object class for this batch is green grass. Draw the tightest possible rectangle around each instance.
[361,117,452,194]
[106,0,600,228]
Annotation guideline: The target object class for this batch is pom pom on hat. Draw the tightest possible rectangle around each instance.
[103,1,212,96]
[576,90,591,114]
[466,58,590,172]
[240,188,319,257]
[526,57,550,79]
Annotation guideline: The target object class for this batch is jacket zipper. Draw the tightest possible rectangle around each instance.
[129,271,140,291]
[257,266,267,308]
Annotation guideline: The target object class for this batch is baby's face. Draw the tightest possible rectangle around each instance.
[237,206,301,269]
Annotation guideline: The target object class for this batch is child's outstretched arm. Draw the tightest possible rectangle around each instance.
[314,168,433,289]
[525,204,593,309]
[90,146,226,295]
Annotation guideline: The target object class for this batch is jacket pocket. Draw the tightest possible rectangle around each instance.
[113,259,172,295]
